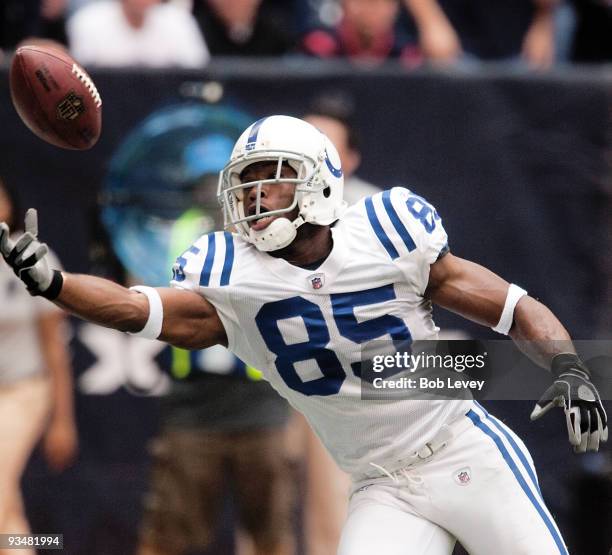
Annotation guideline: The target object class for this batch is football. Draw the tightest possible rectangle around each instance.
[9,45,102,150]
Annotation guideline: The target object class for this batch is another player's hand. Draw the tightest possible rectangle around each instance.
[531,354,608,453]
[0,208,55,295]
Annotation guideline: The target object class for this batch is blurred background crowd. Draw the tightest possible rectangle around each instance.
[0,2,610,555]
[0,0,610,68]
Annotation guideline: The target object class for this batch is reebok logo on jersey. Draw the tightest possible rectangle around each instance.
[454,467,471,486]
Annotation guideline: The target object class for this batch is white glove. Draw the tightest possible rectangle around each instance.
[0,209,61,298]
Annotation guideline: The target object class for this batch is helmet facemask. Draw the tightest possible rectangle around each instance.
[218,150,326,251]
[217,115,346,252]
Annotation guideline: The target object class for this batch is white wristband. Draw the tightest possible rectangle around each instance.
[492,283,527,335]
[129,286,163,340]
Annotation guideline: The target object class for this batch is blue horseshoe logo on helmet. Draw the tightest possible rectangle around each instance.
[325,148,343,178]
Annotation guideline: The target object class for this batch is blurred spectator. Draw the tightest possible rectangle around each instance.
[569,0,612,62]
[138,350,295,555]
[404,0,564,68]
[66,0,209,67]
[191,0,296,56]
[302,0,421,66]
[0,178,77,554]
[302,0,570,68]
[304,92,381,205]
[0,0,68,56]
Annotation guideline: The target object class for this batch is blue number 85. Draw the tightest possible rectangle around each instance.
[255,284,412,396]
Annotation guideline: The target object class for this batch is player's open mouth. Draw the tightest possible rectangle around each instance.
[248,205,275,231]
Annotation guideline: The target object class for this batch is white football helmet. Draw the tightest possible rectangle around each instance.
[217,115,346,251]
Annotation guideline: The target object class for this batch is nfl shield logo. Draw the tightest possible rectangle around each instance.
[309,274,325,290]
[57,90,85,121]
[454,467,471,486]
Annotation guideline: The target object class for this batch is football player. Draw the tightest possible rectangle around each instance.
[0,116,607,555]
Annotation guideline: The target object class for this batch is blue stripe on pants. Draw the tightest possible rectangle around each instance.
[467,409,568,555]
[473,402,542,497]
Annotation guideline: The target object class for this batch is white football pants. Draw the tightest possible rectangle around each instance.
[338,402,568,555]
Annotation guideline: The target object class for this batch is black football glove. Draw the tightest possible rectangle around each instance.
[531,353,608,453]
[0,209,62,299]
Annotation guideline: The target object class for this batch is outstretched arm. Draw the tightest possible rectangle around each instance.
[0,210,227,351]
[426,252,573,365]
[426,252,607,452]
[56,274,227,350]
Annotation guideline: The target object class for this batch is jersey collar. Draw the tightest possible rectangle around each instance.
[256,223,348,293]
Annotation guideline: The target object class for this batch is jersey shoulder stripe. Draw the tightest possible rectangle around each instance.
[172,231,235,290]
[361,187,448,264]
[220,232,235,286]
[199,233,217,286]
[364,194,400,259]
[381,189,417,253]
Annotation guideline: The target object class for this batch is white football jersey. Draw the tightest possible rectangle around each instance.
[171,187,472,477]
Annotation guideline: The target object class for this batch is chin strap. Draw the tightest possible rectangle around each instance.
[249,215,306,252]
